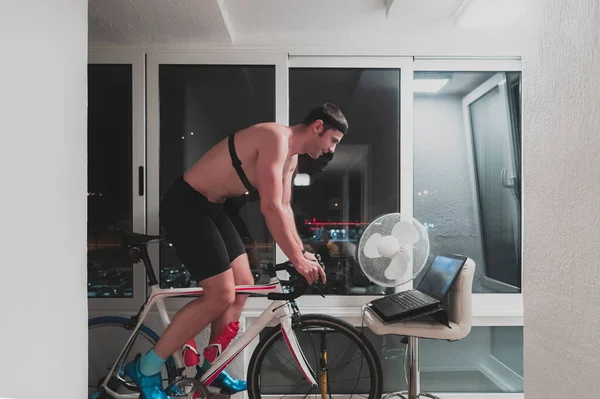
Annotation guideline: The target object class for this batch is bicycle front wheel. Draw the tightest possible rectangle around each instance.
[247,314,383,399]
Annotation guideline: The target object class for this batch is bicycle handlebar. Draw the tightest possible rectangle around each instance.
[266,256,325,301]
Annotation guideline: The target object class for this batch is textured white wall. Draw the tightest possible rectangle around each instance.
[0,1,88,398]
[522,0,600,397]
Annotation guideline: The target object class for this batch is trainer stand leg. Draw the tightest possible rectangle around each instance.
[383,337,440,399]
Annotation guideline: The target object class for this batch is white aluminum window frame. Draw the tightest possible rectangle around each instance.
[87,50,147,312]
[145,51,288,311]
[91,50,524,399]
[143,53,524,327]
[413,57,524,327]
[254,55,415,313]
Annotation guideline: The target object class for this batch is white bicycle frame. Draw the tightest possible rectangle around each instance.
[101,274,317,399]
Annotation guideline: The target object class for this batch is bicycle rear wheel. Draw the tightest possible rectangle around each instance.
[88,316,177,398]
[247,314,383,399]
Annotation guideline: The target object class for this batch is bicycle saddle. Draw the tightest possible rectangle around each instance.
[122,230,165,245]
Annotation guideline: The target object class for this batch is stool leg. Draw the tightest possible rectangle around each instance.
[407,337,441,399]
[407,336,419,399]
[383,336,440,399]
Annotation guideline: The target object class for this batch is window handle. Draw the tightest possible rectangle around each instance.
[501,167,515,189]
[138,166,144,196]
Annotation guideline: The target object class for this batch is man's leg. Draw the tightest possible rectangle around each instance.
[125,177,237,398]
[209,253,254,342]
[154,270,236,359]
[122,270,235,399]
[197,212,254,393]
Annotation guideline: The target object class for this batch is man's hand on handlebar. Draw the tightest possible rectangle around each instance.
[294,252,326,285]
[266,259,325,301]
[303,250,319,263]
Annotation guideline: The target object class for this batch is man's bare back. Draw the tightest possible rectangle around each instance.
[183,122,297,203]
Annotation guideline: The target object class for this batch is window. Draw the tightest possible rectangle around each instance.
[289,67,401,296]
[413,71,522,293]
[416,326,524,394]
[256,324,523,394]
[87,64,133,298]
[157,64,276,288]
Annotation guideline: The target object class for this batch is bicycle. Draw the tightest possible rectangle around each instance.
[89,230,383,399]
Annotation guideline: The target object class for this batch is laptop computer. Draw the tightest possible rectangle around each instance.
[366,254,467,324]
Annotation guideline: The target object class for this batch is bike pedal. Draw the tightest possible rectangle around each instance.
[167,378,210,399]
[207,392,230,399]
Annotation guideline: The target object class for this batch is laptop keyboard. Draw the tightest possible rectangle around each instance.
[389,292,430,309]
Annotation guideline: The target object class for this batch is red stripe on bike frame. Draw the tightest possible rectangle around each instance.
[203,345,247,386]
[281,326,313,384]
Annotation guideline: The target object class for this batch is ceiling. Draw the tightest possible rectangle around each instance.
[88,0,522,46]
[415,71,497,95]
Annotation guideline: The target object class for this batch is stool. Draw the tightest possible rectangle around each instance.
[363,258,476,399]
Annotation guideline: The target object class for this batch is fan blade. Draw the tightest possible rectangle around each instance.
[363,233,382,258]
[384,252,408,281]
[391,221,419,244]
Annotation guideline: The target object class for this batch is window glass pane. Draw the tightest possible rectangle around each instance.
[257,324,523,394]
[413,71,522,293]
[382,326,523,393]
[290,68,400,296]
[87,64,133,298]
[158,65,275,288]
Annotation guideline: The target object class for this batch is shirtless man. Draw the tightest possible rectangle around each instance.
[123,103,348,399]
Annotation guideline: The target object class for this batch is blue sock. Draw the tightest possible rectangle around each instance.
[139,349,166,377]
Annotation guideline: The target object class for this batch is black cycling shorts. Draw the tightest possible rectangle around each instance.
[160,176,246,283]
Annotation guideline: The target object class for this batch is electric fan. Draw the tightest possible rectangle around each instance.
[357,213,430,287]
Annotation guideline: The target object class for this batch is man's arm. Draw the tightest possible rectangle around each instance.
[255,133,304,265]
[282,157,304,250]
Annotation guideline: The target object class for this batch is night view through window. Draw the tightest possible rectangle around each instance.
[87,64,134,298]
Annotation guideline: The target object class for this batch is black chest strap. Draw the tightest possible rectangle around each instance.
[228,133,255,193]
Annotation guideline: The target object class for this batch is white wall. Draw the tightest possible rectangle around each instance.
[522,0,600,398]
[0,1,88,398]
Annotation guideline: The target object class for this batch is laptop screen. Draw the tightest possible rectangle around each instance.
[418,255,466,300]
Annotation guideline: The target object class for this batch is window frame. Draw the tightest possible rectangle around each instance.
[462,71,522,294]
[143,53,524,327]
[145,51,288,311]
[259,55,414,312]
[87,50,147,312]
[88,50,525,399]
[413,58,524,327]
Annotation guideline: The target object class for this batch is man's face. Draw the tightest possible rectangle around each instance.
[309,120,344,159]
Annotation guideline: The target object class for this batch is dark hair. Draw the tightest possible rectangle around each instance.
[302,103,348,134]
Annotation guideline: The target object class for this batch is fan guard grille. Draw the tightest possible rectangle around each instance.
[357,213,430,287]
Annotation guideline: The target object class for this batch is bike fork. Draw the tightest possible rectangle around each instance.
[279,308,319,388]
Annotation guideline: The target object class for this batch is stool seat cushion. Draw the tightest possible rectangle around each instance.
[362,258,476,341]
